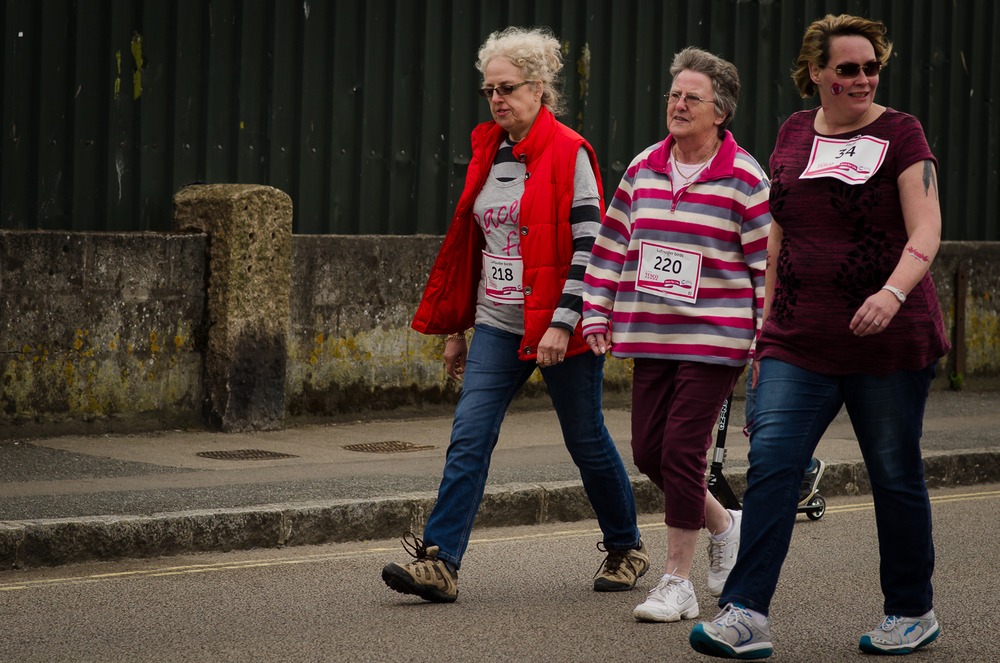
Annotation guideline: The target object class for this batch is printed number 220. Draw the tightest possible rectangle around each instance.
[654,256,683,274]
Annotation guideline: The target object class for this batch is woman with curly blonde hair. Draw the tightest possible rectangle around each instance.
[381,26,645,603]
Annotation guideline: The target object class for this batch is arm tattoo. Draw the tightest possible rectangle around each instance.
[907,246,930,263]
[922,161,939,200]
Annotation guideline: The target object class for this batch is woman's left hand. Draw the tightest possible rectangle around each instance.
[536,327,571,366]
[850,290,901,337]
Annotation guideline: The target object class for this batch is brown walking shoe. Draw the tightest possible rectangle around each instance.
[593,539,649,591]
[381,531,458,603]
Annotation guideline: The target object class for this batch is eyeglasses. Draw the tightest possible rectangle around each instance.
[478,81,534,98]
[830,60,882,78]
[664,91,720,108]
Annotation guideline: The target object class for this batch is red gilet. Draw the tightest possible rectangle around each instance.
[411,107,604,361]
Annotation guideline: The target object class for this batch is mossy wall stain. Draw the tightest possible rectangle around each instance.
[285,322,636,416]
[3,321,199,419]
[942,280,1000,378]
[967,296,999,370]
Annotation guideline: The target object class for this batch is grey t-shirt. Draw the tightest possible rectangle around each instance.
[473,138,601,336]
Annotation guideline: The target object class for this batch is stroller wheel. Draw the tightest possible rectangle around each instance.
[806,495,826,520]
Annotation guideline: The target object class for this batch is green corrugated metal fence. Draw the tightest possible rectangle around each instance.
[1,0,998,239]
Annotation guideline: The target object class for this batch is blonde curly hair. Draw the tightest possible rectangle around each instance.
[476,26,566,116]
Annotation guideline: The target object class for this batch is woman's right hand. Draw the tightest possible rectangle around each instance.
[444,337,468,380]
[585,332,612,356]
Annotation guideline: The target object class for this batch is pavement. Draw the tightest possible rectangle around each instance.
[1,388,999,569]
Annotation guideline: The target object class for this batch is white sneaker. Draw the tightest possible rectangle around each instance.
[707,509,741,597]
[633,575,700,622]
[690,603,773,659]
[859,610,940,654]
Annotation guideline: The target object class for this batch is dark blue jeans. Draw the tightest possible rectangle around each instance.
[744,369,757,436]
[423,324,640,568]
[722,358,936,618]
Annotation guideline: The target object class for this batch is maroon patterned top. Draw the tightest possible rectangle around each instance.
[757,108,949,376]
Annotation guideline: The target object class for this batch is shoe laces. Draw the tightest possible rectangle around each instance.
[400,530,436,561]
[717,604,751,626]
[594,542,637,578]
[649,574,685,596]
[707,536,729,571]
[875,615,901,631]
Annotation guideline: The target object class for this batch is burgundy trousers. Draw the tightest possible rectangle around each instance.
[630,358,744,530]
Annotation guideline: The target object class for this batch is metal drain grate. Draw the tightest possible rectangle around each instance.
[343,440,436,454]
[196,449,299,461]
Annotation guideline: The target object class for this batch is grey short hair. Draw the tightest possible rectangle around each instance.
[476,26,566,116]
[669,47,740,139]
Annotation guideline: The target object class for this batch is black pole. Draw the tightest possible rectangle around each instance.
[706,391,741,510]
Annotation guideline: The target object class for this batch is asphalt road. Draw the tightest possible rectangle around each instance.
[1,483,997,663]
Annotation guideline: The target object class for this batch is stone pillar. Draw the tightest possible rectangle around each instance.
[172,184,292,432]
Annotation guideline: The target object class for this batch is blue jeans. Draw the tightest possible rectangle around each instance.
[423,324,640,568]
[722,358,936,617]
[744,369,757,436]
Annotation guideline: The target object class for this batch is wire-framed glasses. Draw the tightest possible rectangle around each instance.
[664,91,720,108]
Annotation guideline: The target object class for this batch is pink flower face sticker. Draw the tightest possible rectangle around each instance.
[831,83,844,95]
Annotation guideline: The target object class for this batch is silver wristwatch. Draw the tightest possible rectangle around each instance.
[881,285,906,303]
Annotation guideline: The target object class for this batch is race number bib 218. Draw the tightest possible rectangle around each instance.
[483,252,524,304]
[799,135,889,185]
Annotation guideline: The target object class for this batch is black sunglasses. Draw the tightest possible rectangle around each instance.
[831,60,882,78]
[478,81,534,98]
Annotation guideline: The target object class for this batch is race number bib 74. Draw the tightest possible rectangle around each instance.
[483,252,524,304]
[634,241,702,304]
[800,135,889,185]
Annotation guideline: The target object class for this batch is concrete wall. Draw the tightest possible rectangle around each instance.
[286,236,452,416]
[932,243,1000,386]
[2,229,998,437]
[284,235,638,418]
[1,231,207,437]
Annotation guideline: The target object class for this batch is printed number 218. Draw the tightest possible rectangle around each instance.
[492,266,514,281]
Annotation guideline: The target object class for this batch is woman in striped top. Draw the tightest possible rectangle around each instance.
[583,47,771,624]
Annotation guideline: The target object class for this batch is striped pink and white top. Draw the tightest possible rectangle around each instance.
[583,131,771,367]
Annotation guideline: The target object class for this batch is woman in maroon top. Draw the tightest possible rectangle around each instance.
[690,15,949,660]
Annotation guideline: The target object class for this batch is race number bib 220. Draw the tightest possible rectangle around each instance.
[800,135,889,185]
[634,241,702,304]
